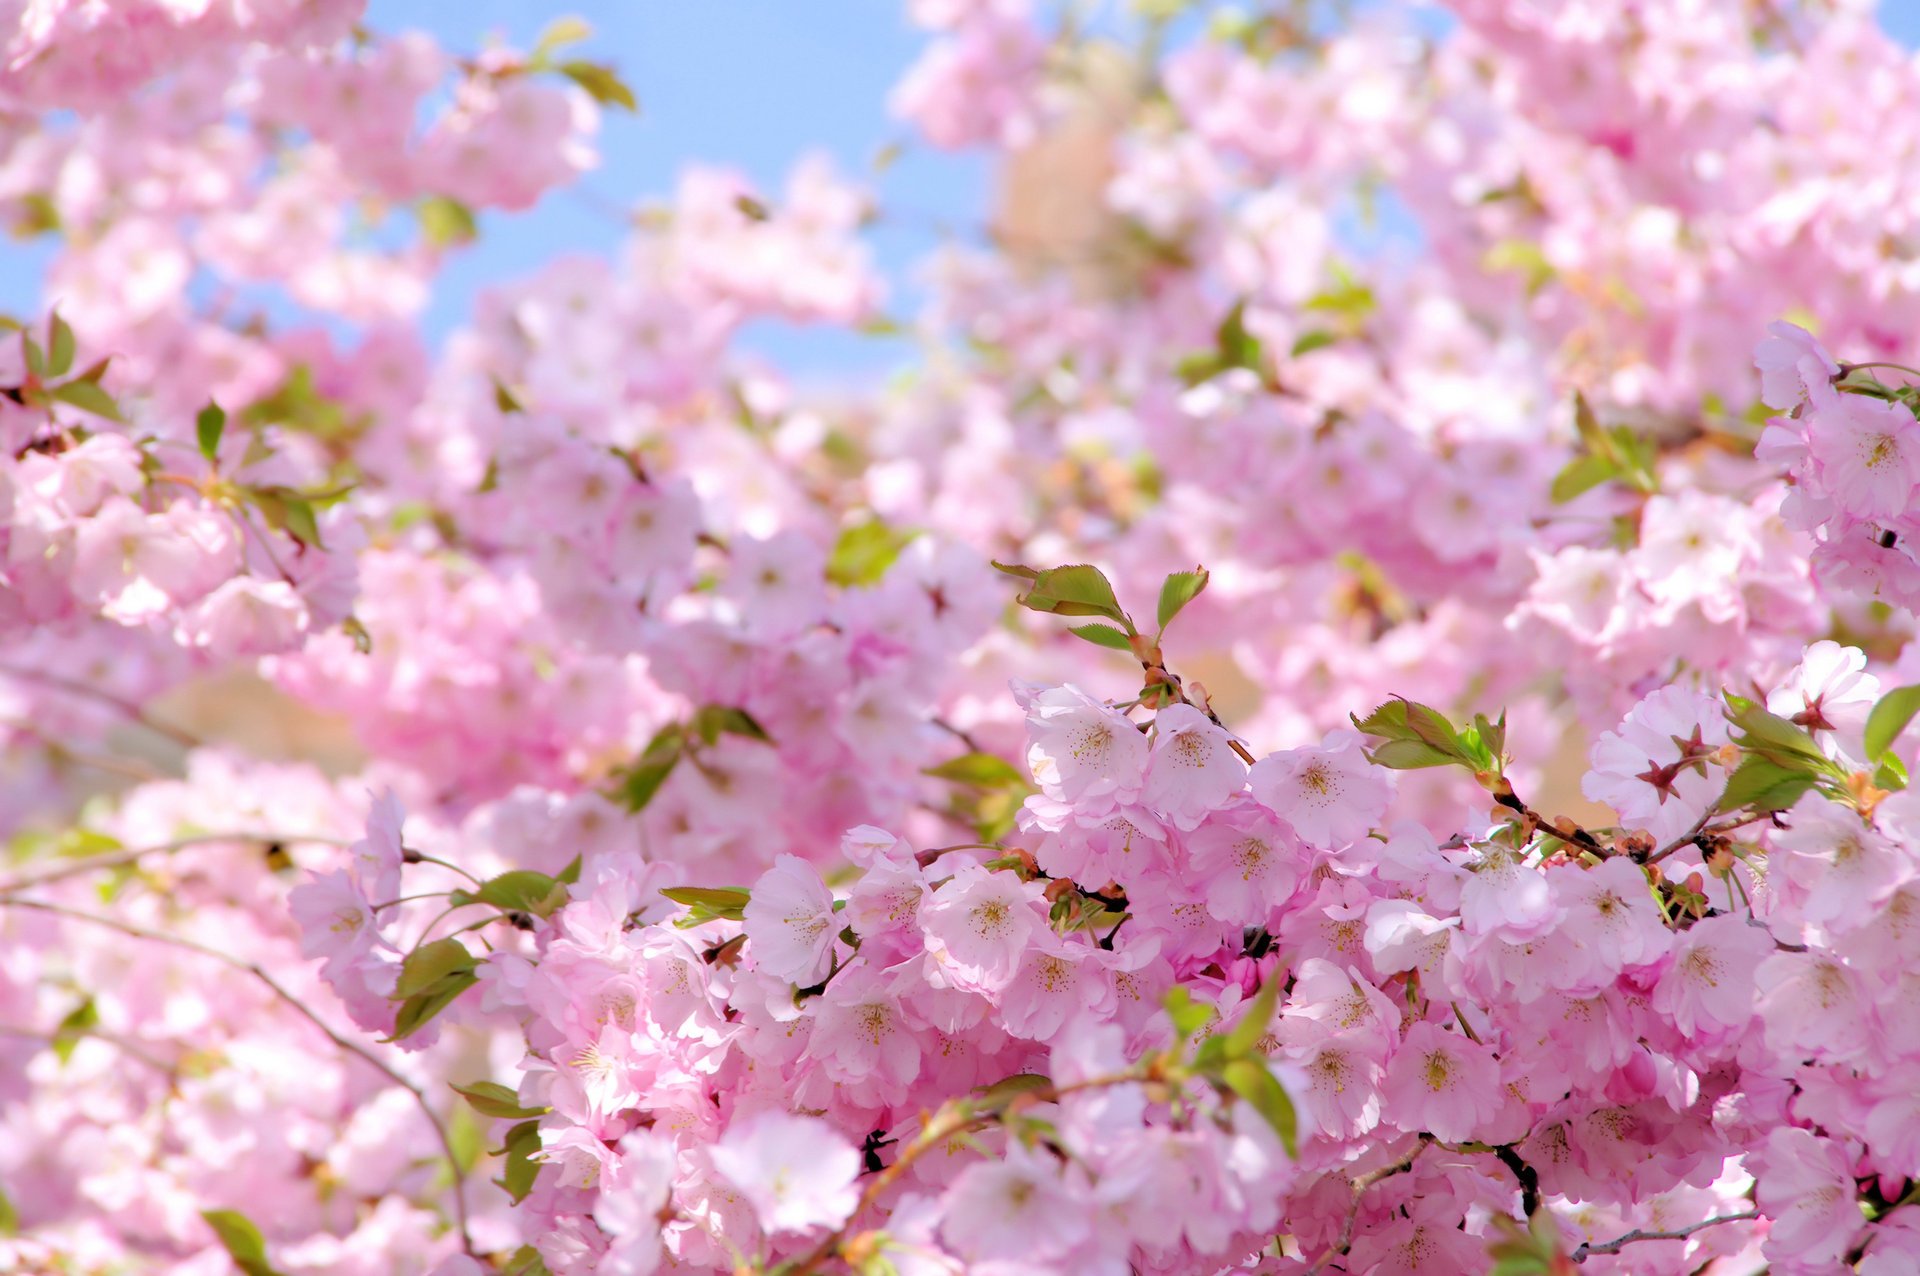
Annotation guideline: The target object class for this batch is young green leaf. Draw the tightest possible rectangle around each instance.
[557,61,639,111]
[1156,568,1209,632]
[52,995,98,1064]
[49,378,125,422]
[1218,1059,1299,1157]
[611,724,685,812]
[1865,684,1920,762]
[827,520,916,587]
[993,562,1129,624]
[660,886,752,921]
[471,871,568,918]
[690,704,771,745]
[923,752,1026,789]
[395,938,477,999]
[200,1210,286,1276]
[1717,755,1820,814]
[46,310,74,378]
[1070,622,1134,651]
[496,1119,544,1203]
[389,971,478,1041]
[452,1079,551,1120]
[196,401,226,465]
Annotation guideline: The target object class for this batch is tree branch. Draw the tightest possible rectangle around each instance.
[1570,1210,1760,1261]
[1,897,475,1256]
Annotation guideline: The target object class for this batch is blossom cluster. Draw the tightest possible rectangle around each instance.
[8,1,1920,1275]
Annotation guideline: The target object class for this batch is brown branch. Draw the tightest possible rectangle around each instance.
[1570,1210,1759,1261]
[0,661,203,749]
[0,831,347,897]
[1,898,475,1256]
[1302,1139,1432,1275]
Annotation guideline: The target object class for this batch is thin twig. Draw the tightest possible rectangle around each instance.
[1301,1139,1432,1274]
[0,831,347,897]
[1571,1209,1760,1261]
[1,897,476,1255]
[0,661,203,749]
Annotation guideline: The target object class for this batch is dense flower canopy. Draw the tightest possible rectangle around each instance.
[6,1,1920,1274]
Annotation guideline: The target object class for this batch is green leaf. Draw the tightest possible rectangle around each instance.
[447,1101,485,1176]
[975,1072,1053,1112]
[533,15,593,59]
[827,520,917,587]
[52,995,98,1064]
[1727,701,1838,772]
[22,333,43,378]
[1717,756,1819,814]
[1163,986,1211,1040]
[556,854,583,886]
[660,886,751,921]
[49,378,124,422]
[46,311,74,378]
[1549,453,1616,503]
[500,1245,553,1276]
[1222,976,1278,1060]
[395,938,478,998]
[0,1185,15,1236]
[923,752,1026,789]
[471,871,568,919]
[497,1119,543,1203]
[1473,712,1507,768]
[1219,1059,1299,1157]
[196,401,226,465]
[200,1209,285,1276]
[1289,329,1337,357]
[342,615,373,655]
[993,562,1129,624]
[492,378,524,414]
[1366,739,1461,770]
[452,1080,551,1120]
[1215,297,1262,371]
[1156,568,1209,632]
[418,196,478,249]
[557,60,639,111]
[691,704,771,745]
[248,485,324,550]
[1069,622,1134,651]
[1866,685,1920,762]
[389,971,477,1041]
[1876,752,1909,793]
[611,724,684,812]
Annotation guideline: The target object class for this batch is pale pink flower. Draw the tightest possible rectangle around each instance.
[1140,703,1246,830]
[1248,728,1389,848]
[1380,1019,1503,1142]
[709,1111,860,1235]
[743,854,839,986]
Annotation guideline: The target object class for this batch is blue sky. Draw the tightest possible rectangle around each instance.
[9,3,1920,375]
[367,0,987,376]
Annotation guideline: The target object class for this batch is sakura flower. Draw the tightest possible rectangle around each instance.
[1582,685,1730,846]
[743,854,838,986]
[1807,388,1920,521]
[1248,728,1389,848]
[289,869,383,968]
[1547,856,1672,987]
[810,963,923,1097]
[939,1139,1091,1263]
[1380,1020,1503,1142]
[709,1111,860,1235]
[1185,803,1304,924]
[1766,640,1880,759]
[1753,320,1839,411]
[1650,913,1773,1038]
[919,861,1044,995]
[1768,796,1906,930]
[594,1130,679,1276]
[348,789,406,900]
[1017,682,1149,812]
[1757,951,1868,1062]
[1457,841,1557,939]
[1755,1128,1863,1267]
[1139,703,1246,829]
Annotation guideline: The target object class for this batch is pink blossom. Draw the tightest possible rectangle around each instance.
[1248,728,1390,848]
[709,1110,860,1234]
[743,854,839,986]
